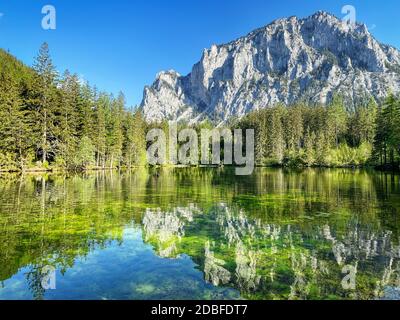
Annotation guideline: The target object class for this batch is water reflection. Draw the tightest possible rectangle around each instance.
[142,202,400,300]
[0,168,399,300]
[143,205,199,258]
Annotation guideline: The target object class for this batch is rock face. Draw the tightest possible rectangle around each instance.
[141,11,400,124]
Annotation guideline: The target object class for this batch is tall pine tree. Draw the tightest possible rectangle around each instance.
[32,43,58,164]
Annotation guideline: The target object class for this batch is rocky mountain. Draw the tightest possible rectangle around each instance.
[141,11,400,124]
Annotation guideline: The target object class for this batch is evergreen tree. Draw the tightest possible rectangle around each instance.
[267,106,285,164]
[315,131,328,165]
[254,110,268,165]
[380,94,400,165]
[326,95,348,148]
[303,127,316,166]
[32,42,58,164]
[74,136,95,169]
[93,93,108,168]
[285,104,304,151]
[2,44,400,171]
[352,98,377,146]
[107,92,125,168]
[0,71,33,170]
[79,83,95,139]
[57,70,80,167]
[123,109,147,167]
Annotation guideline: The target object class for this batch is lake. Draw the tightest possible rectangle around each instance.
[0,168,399,300]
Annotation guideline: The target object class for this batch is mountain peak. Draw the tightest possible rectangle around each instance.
[141,11,400,123]
[311,10,337,19]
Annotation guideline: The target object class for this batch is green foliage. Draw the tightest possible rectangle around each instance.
[1,168,399,300]
[350,98,377,145]
[326,143,373,166]
[0,44,147,172]
[302,128,316,166]
[123,110,147,167]
[0,153,18,172]
[0,57,34,171]
[73,136,96,169]
[326,94,348,147]
[106,92,125,168]
[237,95,385,168]
[32,42,59,164]
[0,44,399,171]
[373,94,400,167]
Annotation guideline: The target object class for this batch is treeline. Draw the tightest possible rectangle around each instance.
[1,43,400,172]
[236,94,400,168]
[0,43,146,172]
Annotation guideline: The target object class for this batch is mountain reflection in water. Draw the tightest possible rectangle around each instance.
[0,168,399,300]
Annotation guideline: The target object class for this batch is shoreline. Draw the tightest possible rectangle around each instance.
[0,164,399,175]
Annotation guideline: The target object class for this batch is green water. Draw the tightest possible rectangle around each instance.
[0,168,399,300]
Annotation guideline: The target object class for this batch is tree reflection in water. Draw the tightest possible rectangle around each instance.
[0,168,399,300]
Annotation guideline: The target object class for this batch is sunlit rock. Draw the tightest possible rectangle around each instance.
[142,11,400,124]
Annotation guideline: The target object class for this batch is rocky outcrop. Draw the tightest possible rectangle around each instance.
[141,11,400,124]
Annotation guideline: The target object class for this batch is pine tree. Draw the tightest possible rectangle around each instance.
[74,136,95,169]
[255,110,268,165]
[2,45,399,171]
[386,94,395,164]
[326,95,348,148]
[393,97,400,163]
[352,98,377,146]
[285,104,304,151]
[315,131,328,165]
[303,127,316,166]
[267,106,285,164]
[0,71,33,170]
[107,92,125,168]
[380,94,400,165]
[57,70,80,167]
[93,93,108,168]
[374,105,389,166]
[124,109,146,167]
[32,42,58,164]
[79,83,95,139]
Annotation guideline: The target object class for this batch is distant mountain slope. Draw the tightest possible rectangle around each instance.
[0,48,34,80]
[141,11,400,123]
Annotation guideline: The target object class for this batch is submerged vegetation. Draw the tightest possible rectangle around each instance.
[0,168,399,300]
[1,43,400,172]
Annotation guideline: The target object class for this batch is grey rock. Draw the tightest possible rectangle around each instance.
[141,11,400,124]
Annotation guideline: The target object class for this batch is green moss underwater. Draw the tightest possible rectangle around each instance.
[0,167,399,300]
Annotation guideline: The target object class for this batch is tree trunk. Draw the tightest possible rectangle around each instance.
[384,144,387,165]
[42,110,47,163]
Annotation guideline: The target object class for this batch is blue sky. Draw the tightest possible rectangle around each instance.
[0,0,399,107]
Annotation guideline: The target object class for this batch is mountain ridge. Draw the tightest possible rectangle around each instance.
[141,11,400,124]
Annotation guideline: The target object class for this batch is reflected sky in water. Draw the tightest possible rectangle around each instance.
[0,168,399,300]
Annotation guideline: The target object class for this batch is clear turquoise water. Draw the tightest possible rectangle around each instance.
[0,168,399,300]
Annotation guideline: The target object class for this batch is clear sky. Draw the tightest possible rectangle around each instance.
[0,0,399,107]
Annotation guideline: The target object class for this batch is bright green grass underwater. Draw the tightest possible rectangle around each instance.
[0,167,399,300]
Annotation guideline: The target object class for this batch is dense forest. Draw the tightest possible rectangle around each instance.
[236,96,397,168]
[0,43,147,172]
[0,43,400,172]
